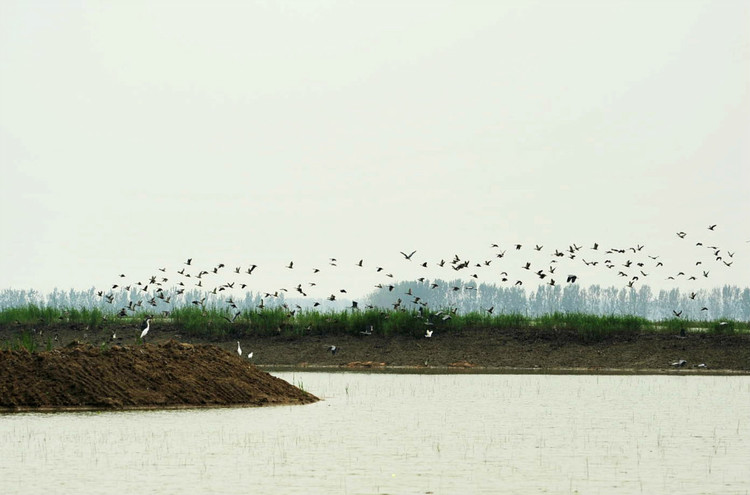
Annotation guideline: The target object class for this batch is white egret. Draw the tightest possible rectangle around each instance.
[425,330,433,338]
[237,341,242,356]
[140,318,151,339]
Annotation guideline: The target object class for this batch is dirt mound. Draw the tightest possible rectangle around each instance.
[0,340,317,412]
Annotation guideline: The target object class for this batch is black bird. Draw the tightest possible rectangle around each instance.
[566,275,577,283]
[708,224,717,230]
[400,250,417,260]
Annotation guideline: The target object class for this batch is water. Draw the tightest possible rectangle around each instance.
[1,373,748,494]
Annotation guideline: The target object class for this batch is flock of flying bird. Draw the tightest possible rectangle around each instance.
[95,225,741,362]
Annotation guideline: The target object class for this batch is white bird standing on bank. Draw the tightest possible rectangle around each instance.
[237,341,242,356]
[425,330,433,338]
[140,317,151,340]
[247,352,253,359]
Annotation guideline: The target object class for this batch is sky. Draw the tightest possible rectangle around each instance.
[1,0,748,301]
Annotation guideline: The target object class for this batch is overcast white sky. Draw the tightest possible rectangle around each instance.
[1,0,748,300]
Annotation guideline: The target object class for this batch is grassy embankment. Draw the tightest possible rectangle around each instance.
[1,304,747,352]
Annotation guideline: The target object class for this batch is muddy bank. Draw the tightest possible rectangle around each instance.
[3,324,749,374]
[0,340,318,412]
[229,329,750,373]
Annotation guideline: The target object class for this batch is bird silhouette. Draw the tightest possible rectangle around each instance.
[400,250,417,260]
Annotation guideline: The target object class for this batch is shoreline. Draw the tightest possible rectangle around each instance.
[259,364,750,376]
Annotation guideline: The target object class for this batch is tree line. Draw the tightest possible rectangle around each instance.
[1,281,748,321]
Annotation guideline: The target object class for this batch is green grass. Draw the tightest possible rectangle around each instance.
[0,304,106,327]
[0,304,62,326]
[708,319,737,335]
[1,305,747,345]
[534,312,648,342]
[1,330,38,352]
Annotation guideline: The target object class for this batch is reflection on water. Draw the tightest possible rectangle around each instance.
[1,374,748,494]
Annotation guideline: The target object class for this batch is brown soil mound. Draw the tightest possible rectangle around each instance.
[0,340,317,412]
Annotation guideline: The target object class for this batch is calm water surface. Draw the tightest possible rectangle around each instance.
[1,373,748,494]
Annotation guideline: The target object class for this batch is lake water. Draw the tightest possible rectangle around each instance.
[1,372,748,494]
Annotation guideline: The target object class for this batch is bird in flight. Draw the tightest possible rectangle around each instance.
[400,250,417,260]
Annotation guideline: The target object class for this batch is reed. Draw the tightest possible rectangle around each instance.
[708,319,736,335]
[0,330,38,352]
[0,304,61,325]
[533,312,646,341]
[0,305,747,343]
[0,304,106,327]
